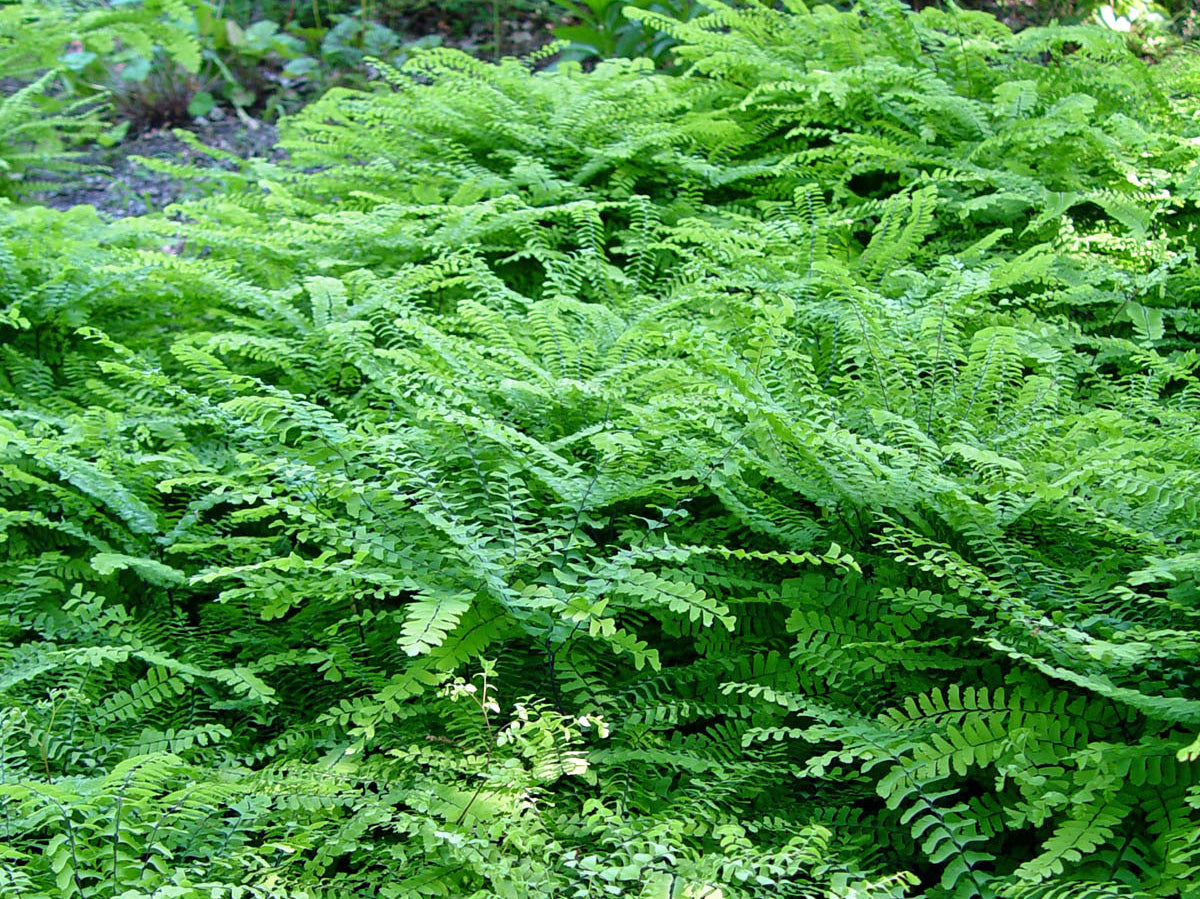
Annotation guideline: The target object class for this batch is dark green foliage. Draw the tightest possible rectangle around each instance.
[0,0,201,189]
[0,0,202,113]
[548,0,706,66]
[0,73,107,199]
[3,1,1200,896]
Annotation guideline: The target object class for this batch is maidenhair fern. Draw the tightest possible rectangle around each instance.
[3,1,1200,896]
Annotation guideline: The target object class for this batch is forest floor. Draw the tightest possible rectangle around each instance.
[24,1,1200,218]
[37,116,283,217]
[31,6,557,218]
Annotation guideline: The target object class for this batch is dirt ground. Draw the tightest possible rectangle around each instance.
[35,115,282,217]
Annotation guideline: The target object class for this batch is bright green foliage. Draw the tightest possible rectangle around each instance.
[4,1,1200,896]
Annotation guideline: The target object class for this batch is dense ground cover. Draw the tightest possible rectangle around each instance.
[3,0,1194,215]
[4,1,1200,896]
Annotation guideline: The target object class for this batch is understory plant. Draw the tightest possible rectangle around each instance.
[548,0,706,66]
[3,1,1200,896]
[0,72,107,199]
[1,0,314,128]
[0,0,198,189]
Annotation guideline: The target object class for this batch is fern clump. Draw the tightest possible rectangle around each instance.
[3,1,1200,896]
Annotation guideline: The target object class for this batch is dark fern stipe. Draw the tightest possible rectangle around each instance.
[3,1,1200,896]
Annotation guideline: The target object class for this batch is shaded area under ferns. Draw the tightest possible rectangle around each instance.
[3,1,1200,897]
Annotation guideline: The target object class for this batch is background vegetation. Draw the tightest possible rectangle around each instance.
[3,1,1200,897]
